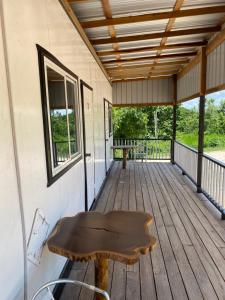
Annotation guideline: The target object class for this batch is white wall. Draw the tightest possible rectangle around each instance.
[177,63,200,102]
[0,10,25,300]
[0,0,112,298]
[112,78,174,106]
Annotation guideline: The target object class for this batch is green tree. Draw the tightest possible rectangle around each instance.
[113,108,148,138]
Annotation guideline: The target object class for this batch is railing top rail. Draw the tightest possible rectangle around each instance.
[54,140,76,143]
[174,140,198,154]
[203,153,225,169]
[114,138,172,141]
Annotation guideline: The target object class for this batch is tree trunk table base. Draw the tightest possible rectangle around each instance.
[111,145,136,169]
[95,258,109,300]
[122,148,128,169]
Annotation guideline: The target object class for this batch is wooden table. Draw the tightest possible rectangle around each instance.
[111,145,136,169]
[47,211,156,300]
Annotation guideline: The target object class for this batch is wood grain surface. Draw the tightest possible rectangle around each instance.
[48,211,156,265]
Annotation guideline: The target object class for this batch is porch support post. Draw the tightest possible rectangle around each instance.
[197,47,206,193]
[171,74,177,164]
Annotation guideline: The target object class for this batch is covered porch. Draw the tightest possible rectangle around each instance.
[1,1,225,299]
[61,161,225,300]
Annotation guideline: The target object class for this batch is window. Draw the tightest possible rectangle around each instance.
[108,103,113,136]
[37,46,82,185]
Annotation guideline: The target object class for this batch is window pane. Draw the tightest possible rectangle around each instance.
[108,105,112,135]
[66,80,78,155]
[47,67,70,167]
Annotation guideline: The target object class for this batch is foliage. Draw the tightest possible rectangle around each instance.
[113,98,225,151]
[113,107,148,138]
[113,106,173,138]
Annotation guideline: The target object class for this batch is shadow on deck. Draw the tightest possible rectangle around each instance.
[60,161,225,300]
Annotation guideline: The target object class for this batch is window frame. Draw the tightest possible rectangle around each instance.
[37,45,82,186]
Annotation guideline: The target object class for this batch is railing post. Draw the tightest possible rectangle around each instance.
[171,74,177,164]
[197,47,206,193]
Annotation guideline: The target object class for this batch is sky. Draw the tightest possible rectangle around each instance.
[182,90,225,109]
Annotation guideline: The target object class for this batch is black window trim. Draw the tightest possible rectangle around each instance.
[37,44,82,187]
[104,98,113,137]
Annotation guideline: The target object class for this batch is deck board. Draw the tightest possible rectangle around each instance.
[60,161,225,300]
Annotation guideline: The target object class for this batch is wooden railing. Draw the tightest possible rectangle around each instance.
[174,141,198,183]
[53,140,76,166]
[113,138,171,160]
[174,140,225,218]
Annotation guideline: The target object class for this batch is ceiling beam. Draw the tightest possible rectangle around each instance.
[91,26,221,45]
[112,76,173,83]
[108,65,180,75]
[111,71,175,80]
[81,6,225,28]
[97,41,206,56]
[106,59,189,70]
[103,52,197,65]
[151,0,184,78]
[100,0,121,61]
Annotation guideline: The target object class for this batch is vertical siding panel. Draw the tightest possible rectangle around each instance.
[112,78,174,105]
[131,81,136,103]
[217,45,221,87]
[206,54,210,90]
[127,81,131,104]
[137,80,143,104]
[148,79,152,103]
[156,80,160,104]
[153,80,157,103]
[143,80,148,103]
[208,53,212,90]
[222,41,225,87]
[122,82,127,105]
[169,78,173,103]
[213,49,217,89]
[117,82,122,104]
[177,63,200,101]
[112,83,117,105]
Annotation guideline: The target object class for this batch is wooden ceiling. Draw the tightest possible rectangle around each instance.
[65,0,225,82]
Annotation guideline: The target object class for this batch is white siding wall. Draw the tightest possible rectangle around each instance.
[0,12,24,300]
[177,63,200,102]
[207,40,225,92]
[112,78,174,105]
[0,0,112,299]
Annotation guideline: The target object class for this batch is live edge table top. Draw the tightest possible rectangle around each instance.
[47,211,156,265]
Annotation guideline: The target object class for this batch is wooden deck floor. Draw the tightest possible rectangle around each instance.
[61,161,225,300]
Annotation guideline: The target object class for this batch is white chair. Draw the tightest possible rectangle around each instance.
[134,144,147,161]
[31,278,110,300]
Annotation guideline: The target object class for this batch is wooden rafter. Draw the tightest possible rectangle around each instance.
[111,72,174,80]
[81,6,225,28]
[106,59,189,70]
[100,0,120,62]
[103,52,197,65]
[97,42,206,57]
[150,0,184,77]
[108,66,187,75]
[67,0,225,82]
[112,75,172,83]
[91,26,221,45]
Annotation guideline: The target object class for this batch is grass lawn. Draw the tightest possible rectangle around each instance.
[176,133,225,152]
